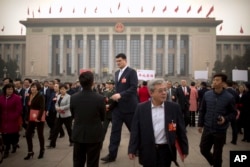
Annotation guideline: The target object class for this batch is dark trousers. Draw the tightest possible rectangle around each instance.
[73,142,102,167]
[143,144,172,167]
[200,128,226,167]
[46,111,64,138]
[182,109,190,127]
[22,106,28,130]
[2,133,19,153]
[26,122,45,152]
[189,111,196,127]
[230,120,238,143]
[108,111,134,158]
[50,117,72,146]
[102,118,112,141]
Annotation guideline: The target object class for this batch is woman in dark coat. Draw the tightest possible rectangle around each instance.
[24,82,45,160]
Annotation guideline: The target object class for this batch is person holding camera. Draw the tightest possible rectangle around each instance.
[198,73,237,167]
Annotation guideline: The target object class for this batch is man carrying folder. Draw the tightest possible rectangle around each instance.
[128,78,188,167]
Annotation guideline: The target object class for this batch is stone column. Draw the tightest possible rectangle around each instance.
[59,34,64,74]
[71,35,75,74]
[140,34,144,69]
[164,35,169,74]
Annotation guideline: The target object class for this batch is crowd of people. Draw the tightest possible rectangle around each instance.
[0,53,250,167]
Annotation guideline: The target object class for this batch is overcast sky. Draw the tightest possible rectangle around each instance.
[0,0,249,35]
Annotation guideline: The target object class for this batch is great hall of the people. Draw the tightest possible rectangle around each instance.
[0,17,249,82]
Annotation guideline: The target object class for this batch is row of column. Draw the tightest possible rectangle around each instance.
[48,34,190,76]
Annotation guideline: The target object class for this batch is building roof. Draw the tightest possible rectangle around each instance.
[217,35,250,42]
[20,17,222,27]
[0,35,26,42]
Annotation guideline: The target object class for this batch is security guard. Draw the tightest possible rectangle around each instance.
[102,80,116,142]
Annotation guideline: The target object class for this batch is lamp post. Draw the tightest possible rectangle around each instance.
[3,66,7,78]
[16,69,20,79]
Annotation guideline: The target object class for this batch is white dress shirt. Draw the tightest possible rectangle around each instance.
[151,102,167,144]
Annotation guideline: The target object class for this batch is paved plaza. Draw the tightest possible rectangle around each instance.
[1,123,250,167]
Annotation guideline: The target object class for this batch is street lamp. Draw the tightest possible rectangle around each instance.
[3,66,7,78]
[16,69,20,78]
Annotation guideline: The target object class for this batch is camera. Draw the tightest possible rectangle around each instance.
[217,115,222,121]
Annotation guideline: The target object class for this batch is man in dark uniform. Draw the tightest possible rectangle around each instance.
[102,80,116,142]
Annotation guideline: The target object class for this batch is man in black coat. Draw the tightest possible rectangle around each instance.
[128,78,188,167]
[70,71,105,167]
[101,53,139,162]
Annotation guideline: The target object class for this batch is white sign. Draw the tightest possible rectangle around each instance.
[232,69,248,81]
[137,69,155,81]
[194,71,208,80]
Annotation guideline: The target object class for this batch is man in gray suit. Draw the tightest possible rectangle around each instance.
[70,71,105,167]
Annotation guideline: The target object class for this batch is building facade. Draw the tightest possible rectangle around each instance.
[0,18,249,82]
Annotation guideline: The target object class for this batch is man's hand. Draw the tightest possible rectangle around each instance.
[217,116,225,125]
[198,127,203,133]
[111,93,121,101]
[128,153,135,160]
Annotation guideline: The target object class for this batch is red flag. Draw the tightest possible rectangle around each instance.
[110,8,112,14]
[219,25,222,31]
[118,2,120,10]
[152,6,155,13]
[59,6,62,13]
[141,6,143,13]
[73,8,75,13]
[197,6,202,13]
[187,5,191,13]
[27,7,30,15]
[94,7,97,13]
[206,6,214,18]
[175,6,179,13]
[84,7,87,14]
[1,26,4,32]
[38,6,40,13]
[162,6,167,13]
[49,6,51,14]
[128,8,130,13]
[240,26,244,34]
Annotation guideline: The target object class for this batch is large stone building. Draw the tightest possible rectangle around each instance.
[0,17,250,82]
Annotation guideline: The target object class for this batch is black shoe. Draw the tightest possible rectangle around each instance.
[38,149,44,159]
[11,144,20,153]
[69,143,73,147]
[242,139,246,142]
[24,152,34,160]
[46,145,55,149]
[100,154,116,162]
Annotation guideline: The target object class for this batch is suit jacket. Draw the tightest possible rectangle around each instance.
[115,67,138,113]
[55,93,71,118]
[27,93,45,121]
[175,86,191,111]
[167,87,177,102]
[70,90,105,143]
[128,101,188,166]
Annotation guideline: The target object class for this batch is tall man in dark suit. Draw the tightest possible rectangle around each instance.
[70,71,105,167]
[101,53,139,162]
[128,78,188,167]
[175,80,191,127]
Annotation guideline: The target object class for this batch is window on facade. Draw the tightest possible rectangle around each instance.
[55,39,59,48]
[55,54,60,75]
[78,39,83,48]
[114,39,126,57]
[15,44,19,50]
[156,54,163,76]
[130,39,140,69]
[7,54,10,61]
[78,53,83,74]
[180,54,186,75]
[100,39,109,70]
[144,39,152,69]
[224,44,230,50]
[168,54,174,75]
[156,39,163,48]
[89,39,95,69]
[168,39,174,49]
[66,53,72,75]
[180,40,185,48]
[67,39,72,48]
[234,44,240,50]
